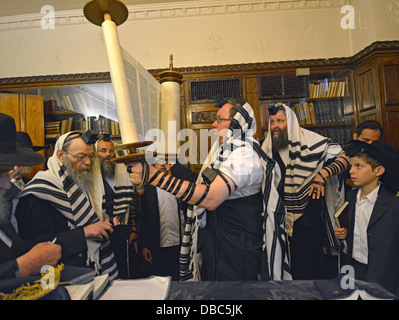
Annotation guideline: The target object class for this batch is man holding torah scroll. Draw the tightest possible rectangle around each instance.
[117,98,290,282]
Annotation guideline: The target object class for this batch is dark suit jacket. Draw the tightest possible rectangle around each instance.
[0,223,30,280]
[14,195,88,267]
[346,185,399,295]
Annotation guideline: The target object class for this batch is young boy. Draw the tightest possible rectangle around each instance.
[335,140,399,295]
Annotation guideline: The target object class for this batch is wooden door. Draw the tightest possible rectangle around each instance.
[377,55,399,151]
[0,93,45,178]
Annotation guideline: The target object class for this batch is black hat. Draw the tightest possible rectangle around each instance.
[214,94,229,108]
[344,139,399,193]
[17,132,45,151]
[0,113,46,166]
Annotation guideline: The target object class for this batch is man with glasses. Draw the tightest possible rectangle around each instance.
[13,131,120,280]
[126,98,268,281]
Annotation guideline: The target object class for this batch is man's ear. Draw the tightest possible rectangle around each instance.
[56,150,65,162]
[374,165,385,177]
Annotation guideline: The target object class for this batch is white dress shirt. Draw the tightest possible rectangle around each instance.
[157,187,184,248]
[352,184,380,264]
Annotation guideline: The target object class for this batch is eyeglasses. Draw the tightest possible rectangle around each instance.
[65,151,97,163]
[216,116,232,124]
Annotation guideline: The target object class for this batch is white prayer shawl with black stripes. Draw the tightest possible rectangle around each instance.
[180,102,290,281]
[261,104,344,245]
[101,163,135,224]
[13,132,119,280]
[95,140,135,224]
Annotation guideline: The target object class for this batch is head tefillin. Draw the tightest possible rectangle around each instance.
[100,132,112,142]
[64,130,99,145]
[214,94,229,108]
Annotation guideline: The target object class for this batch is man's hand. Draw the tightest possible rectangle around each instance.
[142,248,152,263]
[309,171,327,199]
[129,232,138,253]
[126,161,145,185]
[83,221,114,241]
[334,225,348,240]
[16,242,62,278]
[9,166,25,180]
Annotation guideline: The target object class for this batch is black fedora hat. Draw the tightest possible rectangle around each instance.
[0,113,46,166]
[344,139,399,193]
[17,131,45,151]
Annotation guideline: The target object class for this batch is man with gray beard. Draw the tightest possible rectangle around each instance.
[13,131,120,280]
[95,135,138,278]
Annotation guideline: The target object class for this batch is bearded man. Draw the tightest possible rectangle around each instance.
[126,99,289,282]
[96,135,138,278]
[13,131,119,280]
[262,103,350,280]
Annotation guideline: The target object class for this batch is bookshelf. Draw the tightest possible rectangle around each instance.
[44,99,121,158]
[260,70,354,147]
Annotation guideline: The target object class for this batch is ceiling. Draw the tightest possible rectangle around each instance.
[0,0,187,17]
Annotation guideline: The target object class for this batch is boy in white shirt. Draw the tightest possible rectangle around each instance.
[335,139,399,295]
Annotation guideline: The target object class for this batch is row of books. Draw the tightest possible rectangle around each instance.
[45,116,86,140]
[290,99,353,126]
[309,79,349,99]
[46,115,121,140]
[309,126,352,147]
[87,115,121,136]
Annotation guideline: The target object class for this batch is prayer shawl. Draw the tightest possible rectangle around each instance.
[94,137,135,225]
[13,132,118,280]
[101,164,134,224]
[180,102,290,281]
[261,104,344,251]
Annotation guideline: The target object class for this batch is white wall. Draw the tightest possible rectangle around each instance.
[349,0,399,55]
[0,0,398,78]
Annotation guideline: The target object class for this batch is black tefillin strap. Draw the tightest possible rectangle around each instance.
[144,169,211,205]
[194,184,210,206]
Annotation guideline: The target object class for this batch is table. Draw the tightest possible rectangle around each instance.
[167,280,322,300]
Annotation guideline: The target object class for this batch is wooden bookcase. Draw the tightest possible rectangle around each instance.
[259,69,355,146]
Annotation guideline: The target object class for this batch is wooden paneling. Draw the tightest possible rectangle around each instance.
[356,68,377,113]
[24,94,45,157]
[382,64,399,106]
[385,112,399,151]
[0,94,21,128]
[377,55,399,151]
[244,76,261,140]
[0,93,45,178]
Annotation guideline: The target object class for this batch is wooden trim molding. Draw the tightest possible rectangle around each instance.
[0,41,398,90]
[0,0,347,31]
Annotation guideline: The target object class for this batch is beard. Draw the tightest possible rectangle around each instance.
[271,127,289,153]
[64,157,94,190]
[99,157,116,180]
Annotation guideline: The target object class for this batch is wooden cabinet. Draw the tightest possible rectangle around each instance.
[0,93,45,178]
[353,48,399,151]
